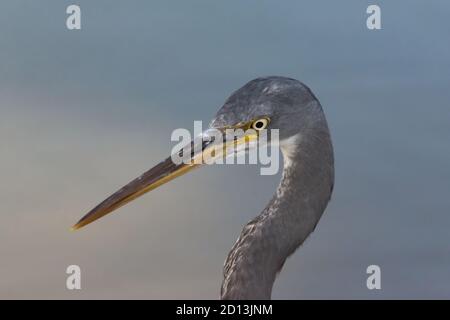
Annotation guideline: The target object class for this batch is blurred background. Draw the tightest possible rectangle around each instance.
[1,0,449,299]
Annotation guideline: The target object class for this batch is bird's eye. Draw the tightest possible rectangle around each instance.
[251,118,269,131]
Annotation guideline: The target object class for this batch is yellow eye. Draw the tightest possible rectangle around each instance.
[251,118,270,131]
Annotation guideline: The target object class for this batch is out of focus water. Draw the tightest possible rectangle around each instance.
[0,1,449,298]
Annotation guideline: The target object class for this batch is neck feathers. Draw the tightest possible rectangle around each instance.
[221,129,334,300]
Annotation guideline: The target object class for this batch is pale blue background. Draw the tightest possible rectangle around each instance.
[1,1,449,298]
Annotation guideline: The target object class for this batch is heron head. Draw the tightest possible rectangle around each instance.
[210,76,324,144]
[71,76,325,230]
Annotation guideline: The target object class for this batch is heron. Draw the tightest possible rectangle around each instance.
[72,76,334,299]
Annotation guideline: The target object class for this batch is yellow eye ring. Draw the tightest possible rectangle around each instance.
[251,118,270,131]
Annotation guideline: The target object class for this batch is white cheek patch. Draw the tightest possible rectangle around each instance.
[279,134,302,168]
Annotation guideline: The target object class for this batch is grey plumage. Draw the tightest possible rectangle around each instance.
[72,76,334,300]
[213,77,334,299]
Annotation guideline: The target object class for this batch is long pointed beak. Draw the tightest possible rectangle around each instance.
[71,128,257,230]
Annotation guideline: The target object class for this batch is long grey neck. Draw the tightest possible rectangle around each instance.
[220,129,334,300]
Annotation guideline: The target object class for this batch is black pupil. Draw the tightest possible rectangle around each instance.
[255,121,264,129]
